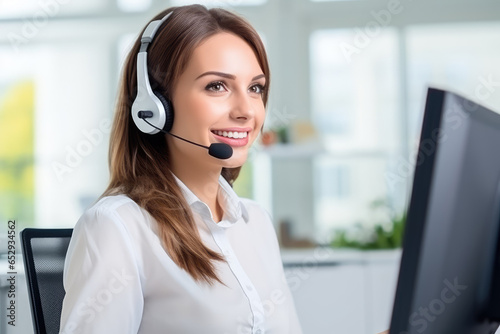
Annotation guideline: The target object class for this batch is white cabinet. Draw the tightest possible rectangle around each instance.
[286,264,367,333]
[282,249,401,334]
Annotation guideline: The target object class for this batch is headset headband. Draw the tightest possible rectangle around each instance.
[139,12,173,52]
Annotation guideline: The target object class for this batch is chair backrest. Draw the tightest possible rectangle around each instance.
[21,228,73,334]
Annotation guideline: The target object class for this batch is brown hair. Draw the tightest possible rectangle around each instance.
[102,5,270,284]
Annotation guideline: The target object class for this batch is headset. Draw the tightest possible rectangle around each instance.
[130,11,232,159]
[131,12,174,135]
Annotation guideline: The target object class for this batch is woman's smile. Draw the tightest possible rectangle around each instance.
[210,127,252,147]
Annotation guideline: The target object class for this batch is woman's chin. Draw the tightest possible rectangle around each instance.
[219,151,248,168]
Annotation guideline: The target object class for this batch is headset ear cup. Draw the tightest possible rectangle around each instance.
[154,91,174,132]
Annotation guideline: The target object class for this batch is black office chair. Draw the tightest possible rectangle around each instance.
[21,228,73,334]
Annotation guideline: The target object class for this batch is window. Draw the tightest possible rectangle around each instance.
[1,0,500,248]
[0,0,106,19]
[310,28,401,238]
[0,39,113,229]
[0,47,36,230]
[170,0,267,6]
[117,0,152,12]
[406,23,500,146]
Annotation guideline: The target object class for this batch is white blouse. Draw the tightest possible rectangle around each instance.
[60,175,302,334]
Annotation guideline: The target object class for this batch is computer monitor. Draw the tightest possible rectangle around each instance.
[389,87,500,334]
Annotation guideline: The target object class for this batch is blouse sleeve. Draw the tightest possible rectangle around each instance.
[60,203,144,334]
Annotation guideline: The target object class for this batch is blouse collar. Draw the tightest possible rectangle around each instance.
[172,173,249,227]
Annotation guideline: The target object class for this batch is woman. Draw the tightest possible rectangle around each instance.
[60,4,302,334]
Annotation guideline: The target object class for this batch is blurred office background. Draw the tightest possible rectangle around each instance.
[1,0,500,333]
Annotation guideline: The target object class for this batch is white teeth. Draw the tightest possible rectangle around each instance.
[213,130,248,139]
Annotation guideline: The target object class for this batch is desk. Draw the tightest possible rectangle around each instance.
[1,248,400,334]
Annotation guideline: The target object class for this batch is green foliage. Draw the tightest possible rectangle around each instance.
[0,80,35,229]
[331,199,407,250]
[233,162,253,199]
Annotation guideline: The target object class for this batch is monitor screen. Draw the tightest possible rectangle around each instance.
[389,88,500,334]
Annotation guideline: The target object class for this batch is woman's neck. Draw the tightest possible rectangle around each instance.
[170,159,223,222]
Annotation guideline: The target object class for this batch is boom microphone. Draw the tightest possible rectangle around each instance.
[137,110,233,160]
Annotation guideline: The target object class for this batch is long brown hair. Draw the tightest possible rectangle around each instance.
[102,5,270,284]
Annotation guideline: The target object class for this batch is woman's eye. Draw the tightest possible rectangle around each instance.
[205,81,226,92]
[250,84,265,95]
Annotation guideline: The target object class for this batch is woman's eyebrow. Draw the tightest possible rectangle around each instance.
[196,71,265,81]
[252,74,265,81]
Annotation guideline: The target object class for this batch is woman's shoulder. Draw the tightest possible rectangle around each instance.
[77,194,145,231]
[84,194,139,215]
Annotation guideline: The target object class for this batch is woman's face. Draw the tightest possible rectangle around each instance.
[168,32,266,168]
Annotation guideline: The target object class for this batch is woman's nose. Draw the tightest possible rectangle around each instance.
[229,90,255,121]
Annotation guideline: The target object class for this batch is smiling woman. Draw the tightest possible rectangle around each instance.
[59,4,301,334]
[169,32,267,173]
